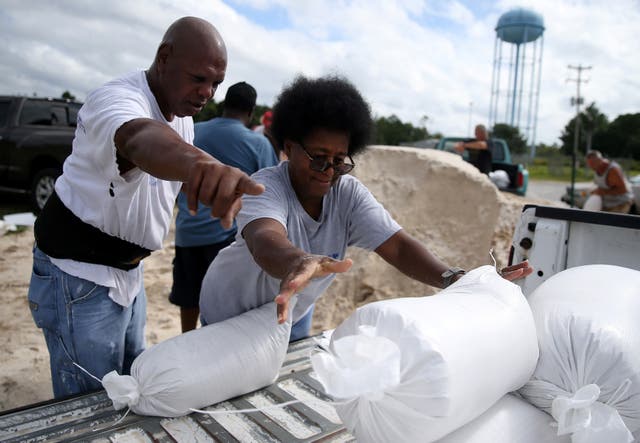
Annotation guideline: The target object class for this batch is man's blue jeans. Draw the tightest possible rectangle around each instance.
[28,246,146,398]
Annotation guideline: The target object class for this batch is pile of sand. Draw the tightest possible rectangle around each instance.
[0,146,556,411]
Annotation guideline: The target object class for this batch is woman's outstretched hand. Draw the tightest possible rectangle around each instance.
[274,255,352,324]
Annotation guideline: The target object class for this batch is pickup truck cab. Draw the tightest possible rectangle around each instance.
[0,96,81,212]
[435,137,529,196]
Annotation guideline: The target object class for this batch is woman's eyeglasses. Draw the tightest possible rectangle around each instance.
[296,143,355,175]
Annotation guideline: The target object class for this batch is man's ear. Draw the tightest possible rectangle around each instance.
[156,43,172,67]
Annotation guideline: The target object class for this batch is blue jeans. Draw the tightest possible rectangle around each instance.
[28,246,146,399]
[290,305,315,342]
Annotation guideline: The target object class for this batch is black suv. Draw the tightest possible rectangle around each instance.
[0,96,82,212]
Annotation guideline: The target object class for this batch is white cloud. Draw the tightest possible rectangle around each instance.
[1,0,638,146]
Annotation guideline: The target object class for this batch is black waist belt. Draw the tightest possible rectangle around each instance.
[35,191,151,271]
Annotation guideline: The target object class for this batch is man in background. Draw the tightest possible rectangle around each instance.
[171,82,278,331]
[585,150,634,213]
[454,124,492,174]
[253,109,272,135]
[254,109,284,161]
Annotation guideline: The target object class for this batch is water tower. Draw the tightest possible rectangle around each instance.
[489,8,545,157]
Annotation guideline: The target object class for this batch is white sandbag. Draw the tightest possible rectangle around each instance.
[102,301,293,417]
[489,169,511,189]
[583,194,603,211]
[439,393,570,443]
[519,265,640,443]
[311,266,539,443]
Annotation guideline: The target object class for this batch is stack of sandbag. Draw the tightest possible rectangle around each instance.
[102,301,293,417]
[311,265,539,443]
[519,264,640,442]
[439,393,569,442]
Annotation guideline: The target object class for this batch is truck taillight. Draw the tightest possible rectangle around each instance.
[517,171,524,188]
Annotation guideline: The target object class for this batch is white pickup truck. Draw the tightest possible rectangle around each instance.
[1,205,639,442]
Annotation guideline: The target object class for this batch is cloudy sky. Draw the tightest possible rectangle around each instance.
[1,0,638,146]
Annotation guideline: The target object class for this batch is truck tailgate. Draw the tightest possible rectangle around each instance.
[0,333,353,442]
[510,205,640,296]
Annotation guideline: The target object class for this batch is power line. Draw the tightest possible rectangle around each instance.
[567,64,592,207]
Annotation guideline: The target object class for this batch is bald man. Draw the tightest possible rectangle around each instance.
[29,17,263,398]
[454,124,493,174]
[585,150,634,213]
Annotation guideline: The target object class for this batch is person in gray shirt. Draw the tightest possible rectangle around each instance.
[199,75,532,341]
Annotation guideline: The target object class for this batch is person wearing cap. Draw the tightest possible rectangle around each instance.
[170,81,278,332]
[199,75,532,342]
[28,17,263,399]
[254,109,284,161]
[253,110,273,135]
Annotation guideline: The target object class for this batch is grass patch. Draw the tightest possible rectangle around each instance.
[528,165,593,182]
[526,155,640,182]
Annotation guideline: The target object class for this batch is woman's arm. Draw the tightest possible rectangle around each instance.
[375,230,533,288]
[242,218,352,323]
[375,230,450,288]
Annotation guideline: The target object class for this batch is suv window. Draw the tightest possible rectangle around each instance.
[51,105,67,126]
[0,100,11,127]
[19,100,78,126]
[20,100,55,125]
[68,102,81,126]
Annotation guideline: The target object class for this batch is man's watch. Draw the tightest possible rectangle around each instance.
[441,267,466,288]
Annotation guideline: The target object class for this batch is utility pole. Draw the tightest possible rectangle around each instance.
[567,64,591,207]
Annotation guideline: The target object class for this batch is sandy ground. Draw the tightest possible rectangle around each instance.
[0,147,559,412]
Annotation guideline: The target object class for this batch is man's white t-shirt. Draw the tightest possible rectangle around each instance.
[51,70,193,307]
[199,162,402,325]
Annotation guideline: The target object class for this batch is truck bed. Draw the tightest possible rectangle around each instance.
[510,204,640,296]
[0,332,353,443]
[491,162,521,194]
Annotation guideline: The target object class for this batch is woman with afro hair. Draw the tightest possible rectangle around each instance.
[199,75,532,340]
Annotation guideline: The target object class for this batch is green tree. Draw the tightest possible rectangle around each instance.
[193,100,222,123]
[490,123,527,154]
[373,114,428,146]
[559,102,608,156]
[535,142,562,156]
[580,103,609,152]
[594,113,640,160]
[61,90,76,101]
[251,104,271,129]
[193,100,272,127]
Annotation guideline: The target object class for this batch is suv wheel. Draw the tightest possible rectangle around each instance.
[31,168,61,213]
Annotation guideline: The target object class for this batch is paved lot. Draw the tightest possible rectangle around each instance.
[527,179,591,207]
